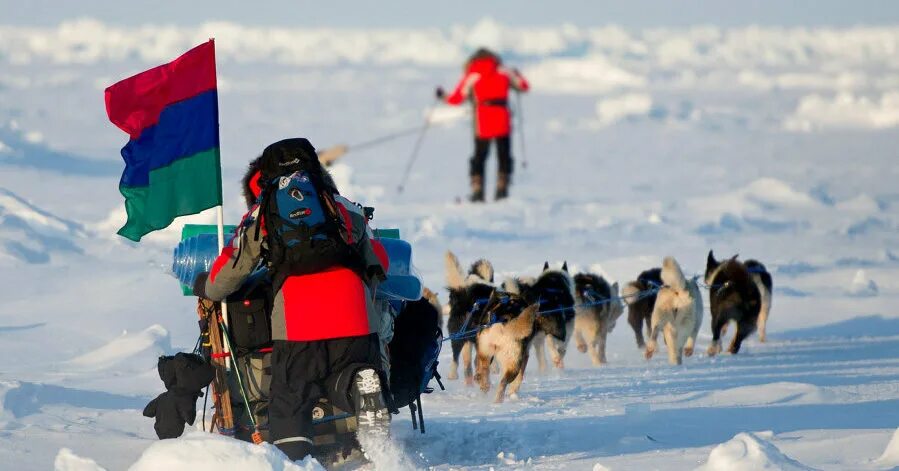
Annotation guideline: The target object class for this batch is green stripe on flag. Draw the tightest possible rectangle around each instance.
[118,148,223,242]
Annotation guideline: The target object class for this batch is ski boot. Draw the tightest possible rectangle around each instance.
[352,368,390,439]
[495,172,510,200]
[469,174,485,203]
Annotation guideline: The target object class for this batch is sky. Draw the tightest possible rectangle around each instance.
[3,0,899,28]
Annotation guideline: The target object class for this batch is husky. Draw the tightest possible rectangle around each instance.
[445,251,496,385]
[572,273,623,366]
[510,262,576,372]
[621,267,662,349]
[473,292,537,403]
[643,257,703,365]
[705,250,762,355]
[744,259,773,342]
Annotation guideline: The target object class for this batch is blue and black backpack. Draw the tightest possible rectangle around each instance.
[251,138,363,288]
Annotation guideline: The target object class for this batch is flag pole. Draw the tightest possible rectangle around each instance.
[216,205,232,370]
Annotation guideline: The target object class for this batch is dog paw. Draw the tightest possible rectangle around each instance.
[577,344,587,353]
[644,349,654,360]
[707,345,720,357]
[509,393,520,401]
[447,371,458,380]
[759,334,767,343]
[464,376,475,387]
[684,346,694,357]
[553,359,565,369]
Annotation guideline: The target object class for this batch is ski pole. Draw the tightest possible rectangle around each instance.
[397,103,438,194]
[218,320,264,445]
[515,91,528,170]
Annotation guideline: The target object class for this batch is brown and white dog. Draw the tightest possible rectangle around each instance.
[507,263,577,372]
[473,292,537,402]
[644,257,703,365]
[572,272,623,366]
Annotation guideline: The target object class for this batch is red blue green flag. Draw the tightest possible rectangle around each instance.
[105,40,222,242]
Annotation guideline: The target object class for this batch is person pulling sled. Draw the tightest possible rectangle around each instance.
[436,48,529,202]
[193,138,391,461]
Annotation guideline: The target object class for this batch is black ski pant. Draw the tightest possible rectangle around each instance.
[470,135,513,177]
[269,334,380,461]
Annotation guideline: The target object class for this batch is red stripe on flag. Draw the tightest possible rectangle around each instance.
[105,40,217,139]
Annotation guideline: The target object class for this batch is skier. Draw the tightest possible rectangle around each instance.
[194,138,391,461]
[436,48,529,202]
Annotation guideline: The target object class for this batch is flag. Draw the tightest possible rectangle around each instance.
[105,40,222,242]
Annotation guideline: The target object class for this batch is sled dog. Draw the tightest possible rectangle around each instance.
[705,251,762,355]
[509,262,576,372]
[572,272,622,366]
[445,251,496,385]
[473,291,537,402]
[621,267,662,349]
[644,257,703,365]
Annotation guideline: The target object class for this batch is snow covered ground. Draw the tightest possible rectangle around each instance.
[1,18,898,470]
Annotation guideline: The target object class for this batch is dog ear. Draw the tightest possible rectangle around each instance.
[707,250,718,268]
[562,261,568,273]
[543,261,550,271]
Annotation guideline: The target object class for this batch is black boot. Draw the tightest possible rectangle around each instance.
[469,175,485,203]
[495,172,510,200]
[352,368,390,439]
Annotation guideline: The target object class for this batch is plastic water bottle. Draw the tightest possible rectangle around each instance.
[171,234,220,287]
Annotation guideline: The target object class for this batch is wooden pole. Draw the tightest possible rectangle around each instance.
[198,298,234,434]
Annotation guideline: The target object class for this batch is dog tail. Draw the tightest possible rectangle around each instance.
[621,281,643,305]
[661,256,688,291]
[445,251,466,289]
[471,259,495,283]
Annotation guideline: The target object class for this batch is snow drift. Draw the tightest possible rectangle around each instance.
[128,432,324,471]
[0,187,85,263]
[696,432,814,471]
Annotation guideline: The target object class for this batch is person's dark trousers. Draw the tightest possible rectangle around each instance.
[469,136,513,200]
[269,334,380,461]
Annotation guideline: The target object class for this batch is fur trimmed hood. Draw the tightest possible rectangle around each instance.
[240,150,338,209]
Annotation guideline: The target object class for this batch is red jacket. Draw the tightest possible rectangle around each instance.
[444,56,529,139]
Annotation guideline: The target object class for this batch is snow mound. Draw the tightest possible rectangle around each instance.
[696,432,815,471]
[0,187,85,263]
[55,448,107,471]
[849,270,879,297]
[784,91,899,131]
[877,427,899,466]
[128,432,324,471]
[526,56,646,94]
[592,93,654,127]
[689,178,819,233]
[701,382,833,407]
[67,325,172,372]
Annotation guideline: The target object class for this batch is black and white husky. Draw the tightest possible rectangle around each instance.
[445,251,496,385]
[508,263,576,372]
[705,250,762,355]
[621,267,662,349]
[643,257,703,365]
[572,272,622,366]
[744,259,773,342]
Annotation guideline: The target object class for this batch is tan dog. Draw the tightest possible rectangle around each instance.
[645,257,703,365]
[474,293,537,403]
[573,272,623,366]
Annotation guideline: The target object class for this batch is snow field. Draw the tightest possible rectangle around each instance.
[0,17,897,471]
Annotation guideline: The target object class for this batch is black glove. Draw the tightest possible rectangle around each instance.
[435,87,445,100]
[192,272,209,298]
[143,390,200,439]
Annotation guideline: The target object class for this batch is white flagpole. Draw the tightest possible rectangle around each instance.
[216,204,232,370]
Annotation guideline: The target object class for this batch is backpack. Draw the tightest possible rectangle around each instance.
[251,140,365,287]
[225,270,273,355]
[388,297,444,432]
